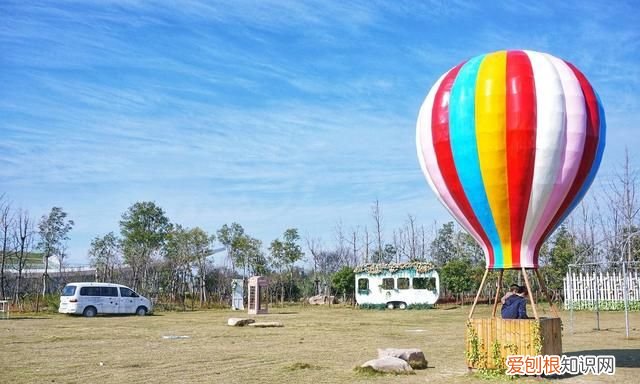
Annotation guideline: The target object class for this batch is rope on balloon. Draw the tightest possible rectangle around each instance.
[467,268,560,320]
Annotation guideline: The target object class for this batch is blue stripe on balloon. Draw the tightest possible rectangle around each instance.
[449,55,504,268]
[553,92,606,232]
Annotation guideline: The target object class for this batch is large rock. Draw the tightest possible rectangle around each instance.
[227,318,255,327]
[248,321,283,328]
[377,348,428,369]
[361,356,413,374]
[308,295,337,305]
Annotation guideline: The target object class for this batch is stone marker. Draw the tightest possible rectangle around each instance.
[248,321,283,328]
[308,295,337,305]
[227,317,255,327]
[377,348,427,369]
[361,356,413,373]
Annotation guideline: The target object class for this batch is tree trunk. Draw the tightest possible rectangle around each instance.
[200,259,207,306]
[280,276,285,307]
[13,271,22,305]
[42,256,49,297]
[288,269,293,302]
[0,216,9,299]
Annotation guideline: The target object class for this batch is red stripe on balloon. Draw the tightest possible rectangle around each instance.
[431,62,495,267]
[533,62,601,263]
[505,51,537,268]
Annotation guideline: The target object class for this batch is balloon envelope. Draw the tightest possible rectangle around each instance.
[417,50,605,269]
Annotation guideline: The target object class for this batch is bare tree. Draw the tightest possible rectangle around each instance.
[348,227,361,267]
[567,199,601,264]
[1,200,13,299]
[13,209,34,304]
[393,227,405,262]
[371,199,384,257]
[306,236,343,296]
[306,236,323,295]
[394,215,423,262]
[362,226,371,263]
[600,149,640,262]
[333,221,349,265]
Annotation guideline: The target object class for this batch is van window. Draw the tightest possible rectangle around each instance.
[101,287,119,297]
[397,278,409,290]
[61,285,76,296]
[120,287,139,298]
[381,278,394,290]
[80,286,100,296]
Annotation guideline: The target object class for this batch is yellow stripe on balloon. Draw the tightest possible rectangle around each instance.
[474,51,512,268]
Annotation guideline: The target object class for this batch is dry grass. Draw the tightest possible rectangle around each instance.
[1,305,639,383]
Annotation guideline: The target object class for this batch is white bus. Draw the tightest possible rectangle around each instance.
[59,282,153,317]
[354,262,440,309]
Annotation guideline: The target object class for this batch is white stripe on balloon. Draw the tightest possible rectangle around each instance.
[519,50,568,267]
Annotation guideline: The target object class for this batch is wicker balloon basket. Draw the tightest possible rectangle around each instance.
[465,268,563,370]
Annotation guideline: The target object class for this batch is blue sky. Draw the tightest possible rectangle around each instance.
[1,1,639,265]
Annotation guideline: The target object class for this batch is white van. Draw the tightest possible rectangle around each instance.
[59,282,153,317]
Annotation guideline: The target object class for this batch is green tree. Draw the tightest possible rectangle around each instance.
[88,232,121,282]
[456,231,484,266]
[430,222,456,266]
[371,243,396,263]
[163,225,192,301]
[188,227,215,305]
[243,236,267,276]
[269,238,286,305]
[269,229,304,304]
[120,201,171,291]
[440,259,474,302]
[331,266,355,303]
[37,207,74,296]
[540,226,578,291]
[217,223,247,275]
[282,229,304,300]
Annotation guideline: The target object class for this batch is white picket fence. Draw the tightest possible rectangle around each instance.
[564,266,640,311]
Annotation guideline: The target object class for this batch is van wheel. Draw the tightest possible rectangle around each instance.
[386,302,395,310]
[135,306,147,316]
[399,302,407,310]
[83,306,97,318]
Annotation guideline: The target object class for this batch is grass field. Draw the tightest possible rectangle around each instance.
[1,304,639,383]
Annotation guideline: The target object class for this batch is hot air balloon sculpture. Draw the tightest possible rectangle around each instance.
[417,50,604,368]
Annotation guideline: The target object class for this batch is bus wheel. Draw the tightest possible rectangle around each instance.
[386,302,395,310]
[398,302,407,310]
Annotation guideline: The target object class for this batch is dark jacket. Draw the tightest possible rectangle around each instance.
[501,294,528,319]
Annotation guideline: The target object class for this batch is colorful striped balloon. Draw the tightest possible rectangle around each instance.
[416,50,605,269]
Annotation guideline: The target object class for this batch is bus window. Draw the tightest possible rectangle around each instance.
[397,278,409,290]
[426,277,437,292]
[381,278,394,290]
[413,278,427,289]
[413,277,437,292]
[358,278,369,292]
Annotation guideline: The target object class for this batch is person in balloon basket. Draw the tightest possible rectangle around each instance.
[501,284,520,304]
[501,285,529,319]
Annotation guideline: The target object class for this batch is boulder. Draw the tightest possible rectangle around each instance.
[227,318,255,327]
[361,356,413,374]
[377,348,428,369]
[308,295,337,305]
[248,321,283,328]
